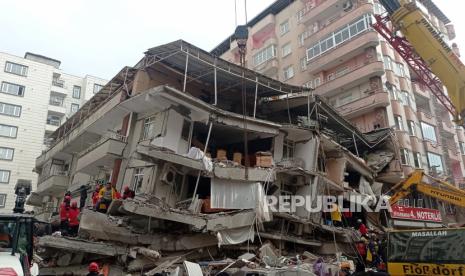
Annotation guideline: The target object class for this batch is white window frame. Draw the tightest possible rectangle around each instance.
[71,103,79,113]
[0,147,14,161]
[5,61,28,76]
[460,142,465,155]
[0,170,9,184]
[283,66,295,80]
[394,115,404,131]
[0,124,17,138]
[420,121,437,142]
[0,82,25,97]
[49,95,65,107]
[300,57,307,71]
[132,167,144,194]
[72,86,81,99]
[0,102,21,117]
[413,152,422,168]
[282,43,292,57]
[93,84,103,94]
[427,152,443,172]
[407,120,416,136]
[47,114,61,126]
[253,45,277,66]
[0,194,6,208]
[314,77,321,87]
[280,20,290,35]
[400,148,410,165]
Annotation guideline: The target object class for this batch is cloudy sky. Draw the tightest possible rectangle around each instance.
[0,1,462,80]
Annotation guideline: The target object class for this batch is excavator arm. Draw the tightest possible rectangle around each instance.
[389,169,465,208]
[376,0,465,123]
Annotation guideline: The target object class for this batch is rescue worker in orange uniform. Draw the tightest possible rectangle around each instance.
[59,195,71,234]
[87,262,101,276]
[68,201,80,236]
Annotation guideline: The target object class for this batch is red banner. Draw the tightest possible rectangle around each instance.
[390,205,442,222]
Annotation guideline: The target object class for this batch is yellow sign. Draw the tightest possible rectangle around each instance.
[388,263,465,276]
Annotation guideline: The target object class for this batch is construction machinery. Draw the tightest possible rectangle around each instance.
[0,180,35,276]
[388,169,465,208]
[373,0,465,125]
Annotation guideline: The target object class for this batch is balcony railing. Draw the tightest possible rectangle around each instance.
[38,170,69,185]
[78,131,128,158]
[49,99,64,107]
[46,119,61,126]
[52,79,64,88]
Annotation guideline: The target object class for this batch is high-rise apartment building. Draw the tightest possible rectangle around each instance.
[213,0,465,188]
[0,52,107,210]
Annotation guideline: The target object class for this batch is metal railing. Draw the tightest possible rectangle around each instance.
[52,79,64,88]
[78,131,128,157]
[46,119,61,126]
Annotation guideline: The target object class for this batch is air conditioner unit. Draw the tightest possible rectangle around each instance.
[161,164,183,186]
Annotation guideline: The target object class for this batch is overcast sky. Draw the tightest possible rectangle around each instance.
[0,1,462,80]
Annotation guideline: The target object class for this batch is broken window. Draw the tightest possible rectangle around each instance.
[132,168,144,194]
[141,112,166,141]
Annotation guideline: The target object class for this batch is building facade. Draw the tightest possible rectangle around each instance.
[0,51,107,210]
[213,0,465,191]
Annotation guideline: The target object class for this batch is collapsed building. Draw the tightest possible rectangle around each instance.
[27,40,406,274]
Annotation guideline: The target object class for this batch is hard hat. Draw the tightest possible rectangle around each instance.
[71,201,78,208]
[124,186,129,191]
[357,219,362,223]
[88,262,99,272]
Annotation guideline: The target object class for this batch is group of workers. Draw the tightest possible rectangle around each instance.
[354,220,387,273]
[58,182,136,235]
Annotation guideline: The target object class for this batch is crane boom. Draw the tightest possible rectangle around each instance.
[374,0,465,123]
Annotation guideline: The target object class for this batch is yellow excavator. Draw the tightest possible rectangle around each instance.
[374,0,465,124]
[388,169,465,207]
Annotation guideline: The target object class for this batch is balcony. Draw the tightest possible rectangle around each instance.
[52,79,64,88]
[417,109,437,126]
[313,61,384,97]
[336,91,389,119]
[307,31,379,74]
[36,171,69,196]
[448,146,461,162]
[300,0,346,26]
[75,133,127,175]
[412,82,430,99]
[255,58,279,78]
[441,121,456,135]
[48,100,66,115]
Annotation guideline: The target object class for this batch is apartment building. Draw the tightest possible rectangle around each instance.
[0,51,107,210]
[213,0,465,191]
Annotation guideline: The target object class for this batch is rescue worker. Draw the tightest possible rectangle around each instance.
[92,184,101,209]
[68,201,80,236]
[96,182,117,213]
[87,262,101,276]
[59,195,71,234]
[122,186,135,199]
[330,203,343,227]
[357,219,368,238]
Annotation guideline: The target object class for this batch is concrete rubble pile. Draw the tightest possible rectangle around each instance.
[29,40,399,275]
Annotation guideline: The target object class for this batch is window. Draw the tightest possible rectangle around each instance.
[142,113,165,140]
[181,119,192,141]
[400,91,410,106]
[280,20,290,35]
[282,43,292,57]
[49,95,64,107]
[306,14,371,61]
[253,45,277,66]
[399,63,406,77]
[93,84,103,94]
[383,56,392,70]
[46,114,61,126]
[132,168,144,194]
[1,82,25,97]
[374,2,386,14]
[460,142,465,155]
[300,57,307,71]
[70,103,79,113]
[314,77,321,87]
[5,61,28,76]
[0,102,21,117]
[400,149,410,165]
[0,124,17,138]
[335,66,349,78]
[303,80,313,88]
[407,120,416,136]
[72,86,81,99]
[0,194,6,208]
[0,170,10,183]
[394,116,404,131]
[393,62,402,76]
[420,121,437,142]
[427,152,443,172]
[283,139,294,159]
[283,66,295,80]
[413,152,422,168]
[338,92,353,106]
[0,147,14,161]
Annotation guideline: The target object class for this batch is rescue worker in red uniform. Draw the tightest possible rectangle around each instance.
[92,184,101,210]
[122,186,135,199]
[59,195,71,234]
[68,201,80,237]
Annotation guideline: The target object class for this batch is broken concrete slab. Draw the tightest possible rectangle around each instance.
[38,235,128,256]
[258,232,322,247]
